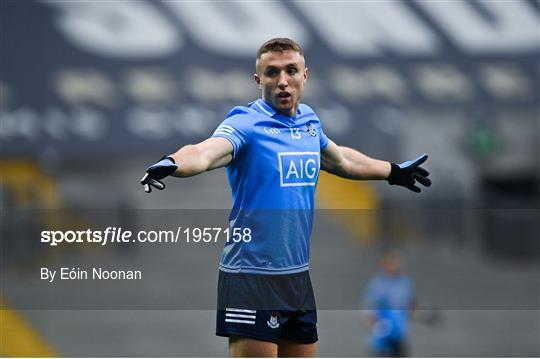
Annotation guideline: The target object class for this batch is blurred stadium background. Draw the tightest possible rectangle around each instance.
[1,0,539,357]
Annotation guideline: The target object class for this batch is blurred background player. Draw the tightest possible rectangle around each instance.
[363,251,415,357]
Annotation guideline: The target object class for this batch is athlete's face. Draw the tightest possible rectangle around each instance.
[254,50,308,117]
[381,253,402,276]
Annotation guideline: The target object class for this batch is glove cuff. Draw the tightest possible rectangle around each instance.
[160,155,176,164]
[146,155,178,180]
[386,163,400,185]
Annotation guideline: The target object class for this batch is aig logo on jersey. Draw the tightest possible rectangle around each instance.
[278,152,320,187]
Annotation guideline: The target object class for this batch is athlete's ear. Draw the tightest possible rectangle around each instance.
[254,73,261,89]
[303,67,309,84]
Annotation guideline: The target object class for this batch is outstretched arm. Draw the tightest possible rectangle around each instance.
[169,137,233,177]
[321,139,431,192]
[141,137,233,193]
[321,139,391,180]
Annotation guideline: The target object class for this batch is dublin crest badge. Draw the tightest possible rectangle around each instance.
[306,123,317,137]
[267,312,280,329]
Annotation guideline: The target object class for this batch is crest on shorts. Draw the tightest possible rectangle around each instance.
[267,312,280,329]
[306,123,317,137]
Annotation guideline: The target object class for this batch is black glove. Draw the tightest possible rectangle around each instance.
[140,156,178,193]
[387,154,431,193]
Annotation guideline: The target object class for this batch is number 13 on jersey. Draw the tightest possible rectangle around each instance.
[289,128,302,140]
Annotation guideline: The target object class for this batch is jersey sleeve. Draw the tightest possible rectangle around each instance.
[319,125,329,150]
[211,106,253,158]
[362,279,380,312]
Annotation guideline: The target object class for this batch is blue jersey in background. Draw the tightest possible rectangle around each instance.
[363,273,415,350]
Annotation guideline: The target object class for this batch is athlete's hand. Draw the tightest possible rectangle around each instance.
[387,154,431,193]
[140,156,178,193]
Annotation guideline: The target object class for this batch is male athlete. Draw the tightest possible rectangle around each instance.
[140,38,431,357]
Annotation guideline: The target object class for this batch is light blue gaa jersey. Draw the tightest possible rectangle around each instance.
[363,274,414,347]
[211,99,329,275]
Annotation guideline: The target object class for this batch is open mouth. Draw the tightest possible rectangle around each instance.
[278,91,291,99]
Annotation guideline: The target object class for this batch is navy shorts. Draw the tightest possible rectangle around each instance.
[215,270,318,344]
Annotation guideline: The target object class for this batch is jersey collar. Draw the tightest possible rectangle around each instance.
[249,99,302,119]
[250,99,276,117]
